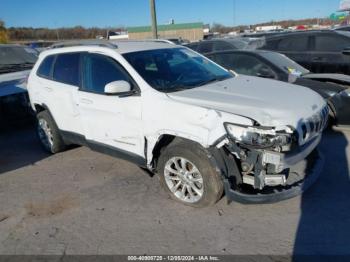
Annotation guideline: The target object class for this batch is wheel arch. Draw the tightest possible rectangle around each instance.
[33,103,50,114]
[147,133,208,170]
[33,103,58,121]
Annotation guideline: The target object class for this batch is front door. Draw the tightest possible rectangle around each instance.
[77,52,143,158]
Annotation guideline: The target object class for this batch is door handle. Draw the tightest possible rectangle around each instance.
[80,98,93,105]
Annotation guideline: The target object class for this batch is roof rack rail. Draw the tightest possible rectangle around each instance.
[50,40,118,49]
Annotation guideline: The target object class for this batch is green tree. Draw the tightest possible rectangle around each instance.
[0,20,8,43]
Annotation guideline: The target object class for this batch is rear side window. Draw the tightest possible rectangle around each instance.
[214,41,235,51]
[263,39,280,50]
[53,53,80,86]
[315,34,350,52]
[37,55,55,78]
[82,53,129,94]
[198,42,214,53]
[185,43,199,51]
[277,36,309,51]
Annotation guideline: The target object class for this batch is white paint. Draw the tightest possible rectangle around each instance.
[28,42,326,167]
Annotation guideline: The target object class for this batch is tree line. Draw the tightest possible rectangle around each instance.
[7,26,124,41]
[0,20,8,43]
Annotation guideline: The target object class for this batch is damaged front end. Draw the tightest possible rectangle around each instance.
[209,115,327,204]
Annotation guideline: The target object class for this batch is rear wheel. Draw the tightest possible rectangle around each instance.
[157,140,223,207]
[37,111,66,154]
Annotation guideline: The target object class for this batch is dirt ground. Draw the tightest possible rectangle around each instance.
[0,123,350,255]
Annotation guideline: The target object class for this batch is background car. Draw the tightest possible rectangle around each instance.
[0,44,38,125]
[205,49,350,126]
[259,30,350,75]
[142,38,189,45]
[334,25,350,32]
[25,41,56,52]
[185,37,265,54]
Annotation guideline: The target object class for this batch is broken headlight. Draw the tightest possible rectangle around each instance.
[224,123,292,149]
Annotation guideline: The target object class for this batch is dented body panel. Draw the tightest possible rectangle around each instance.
[27,42,327,203]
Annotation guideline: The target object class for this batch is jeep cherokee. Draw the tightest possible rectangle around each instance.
[27,40,327,207]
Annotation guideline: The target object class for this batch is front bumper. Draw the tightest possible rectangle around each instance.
[223,149,323,204]
[263,135,321,172]
[210,135,324,204]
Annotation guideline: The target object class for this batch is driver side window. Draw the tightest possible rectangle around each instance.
[81,53,130,94]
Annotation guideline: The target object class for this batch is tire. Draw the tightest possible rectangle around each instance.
[157,139,224,208]
[326,103,337,129]
[36,110,66,154]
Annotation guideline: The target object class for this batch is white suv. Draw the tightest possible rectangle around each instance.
[27,40,327,207]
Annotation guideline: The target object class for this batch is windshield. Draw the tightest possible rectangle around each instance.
[227,39,248,49]
[226,37,266,50]
[123,48,232,92]
[0,46,38,67]
[260,51,310,76]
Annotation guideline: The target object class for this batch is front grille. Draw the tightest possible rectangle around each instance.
[299,106,328,144]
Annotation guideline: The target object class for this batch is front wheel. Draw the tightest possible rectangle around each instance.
[157,140,224,207]
[37,111,66,154]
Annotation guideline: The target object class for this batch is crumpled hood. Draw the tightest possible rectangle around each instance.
[167,75,326,128]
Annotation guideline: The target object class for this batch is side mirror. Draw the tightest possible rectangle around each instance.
[256,67,275,79]
[342,47,350,56]
[104,80,132,95]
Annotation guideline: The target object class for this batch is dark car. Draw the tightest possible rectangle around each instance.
[0,44,38,125]
[334,26,350,32]
[25,41,56,52]
[260,30,350,75]
[185,38,265,54]
[166,38,189,45]
[205,49,350,126]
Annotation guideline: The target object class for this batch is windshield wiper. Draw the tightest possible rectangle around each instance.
[157,85,192,93]
[156,76,230,93]
[195,76,228,87]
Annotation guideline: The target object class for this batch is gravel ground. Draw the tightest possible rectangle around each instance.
[0,124,350,255]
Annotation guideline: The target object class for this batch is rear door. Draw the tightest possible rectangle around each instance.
[77,52,143,157]
[309,32,350,74]
[35,52,82,134]
[275,34,312,70]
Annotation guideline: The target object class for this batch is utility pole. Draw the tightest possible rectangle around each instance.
[232,0,236,27]
[150,0,158,39]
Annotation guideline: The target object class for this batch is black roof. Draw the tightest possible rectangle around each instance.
[264,30,342,40]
